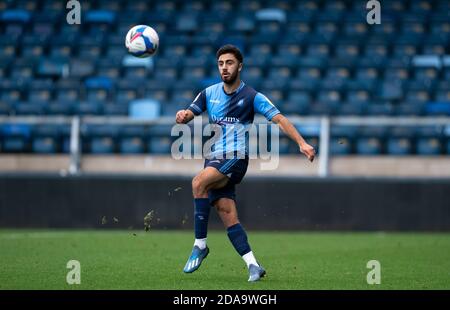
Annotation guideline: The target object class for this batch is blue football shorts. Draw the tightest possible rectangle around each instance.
[204,157,249,205]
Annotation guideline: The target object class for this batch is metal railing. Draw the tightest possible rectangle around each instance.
[1,115,449,177]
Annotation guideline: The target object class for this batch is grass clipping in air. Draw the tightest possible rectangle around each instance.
[144,211,154,231]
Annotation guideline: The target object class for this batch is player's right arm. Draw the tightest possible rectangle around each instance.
[175,109,194,124]
[175,90,207,124]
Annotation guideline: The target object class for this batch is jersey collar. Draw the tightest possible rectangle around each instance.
[222,81,245,96]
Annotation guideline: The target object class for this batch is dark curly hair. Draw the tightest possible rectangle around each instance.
[216,44,243,63]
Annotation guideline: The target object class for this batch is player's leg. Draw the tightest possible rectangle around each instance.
[183,167,229,273]
[192,166,229,198]
[213,198,266,282]
[191,166,228,248]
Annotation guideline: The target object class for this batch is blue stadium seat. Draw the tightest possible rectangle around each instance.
[129,99,161,120]
[338,101,367,116]
[288,91,311,105]
[181,67,207,82]
[0,43,15,63]
[260,89,283,103]
[309,101,339,116]
[69,59,95,78]
[277,44,302,58]
[366,103,394,116]
[330,125,355,154]
[377,81,403,101]
[317,90,341,105]
[0,9,31,23]
[104,103,128,116]
[270,55,298,67]
[297,68,321,82]
[2,137,28,153]
[36,59,66,78]
[55,85,79,101]
[97,0,121,11]
[181,1,206,12]
[355,67,380,82]
[285,21,310,42]
[119,137,145,154]
[415,68,439,83]
[46,101,74,116]
[98,66,121,80]
[324,68,350,83]
[330,137,352,155]
[344,22,368,38]
[176,13,199,32]
[387,138,412,155]
[229,14,255,33]
[81,123,119,154]
[416,138,442,155]
[15,102,46,116]
[425,103,450,116]
[267,67,291,83]
[10,60,35,83]
[191,45,215,58]
[249,44,273,59]
[393,44,417,57]
[85,77,114,103]
[74,102,103,116]
[21,42,46,59]
[277,136,291,155]
[148,137,172,154]
[335,44,360,59]
[78,44,103,59]
[347,90,370,104]
[405,90,430,104]
[306,44,330,57]
[161,103,181,117]
[356,138,383,155]
[435,90,450,102]
[32,137,57,153]
[85,10,116,25]
[90,137,115,154]
[1,123,31,153]
[0,101,11,115]
[395,102,424,116]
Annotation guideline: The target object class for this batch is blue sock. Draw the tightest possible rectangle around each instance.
[227,223,251,256]
[194,198,211,239]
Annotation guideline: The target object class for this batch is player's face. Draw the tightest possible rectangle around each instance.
[218,53,242,84]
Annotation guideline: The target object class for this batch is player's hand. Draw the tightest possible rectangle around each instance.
[299,142,315,162]
[175,110,190,124]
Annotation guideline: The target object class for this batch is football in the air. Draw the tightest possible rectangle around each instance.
[125,25,159,58]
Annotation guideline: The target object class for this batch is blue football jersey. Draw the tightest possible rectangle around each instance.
[187,81,280,158]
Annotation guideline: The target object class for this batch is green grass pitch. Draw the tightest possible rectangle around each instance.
[1,230,449,290]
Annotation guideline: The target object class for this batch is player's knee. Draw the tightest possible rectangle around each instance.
[192,176,206,195]
[215,203,230,215]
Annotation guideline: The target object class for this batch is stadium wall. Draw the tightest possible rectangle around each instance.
[1,155,450,177]
[0,174,449,231]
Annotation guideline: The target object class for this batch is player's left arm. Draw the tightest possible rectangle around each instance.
[254,92,315,162]
[271,114,315,162]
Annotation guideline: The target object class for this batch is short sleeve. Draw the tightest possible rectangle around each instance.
[253,92,280,121]
[186,90,207,116]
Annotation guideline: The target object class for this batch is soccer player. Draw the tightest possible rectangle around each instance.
[175,44,315,282]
